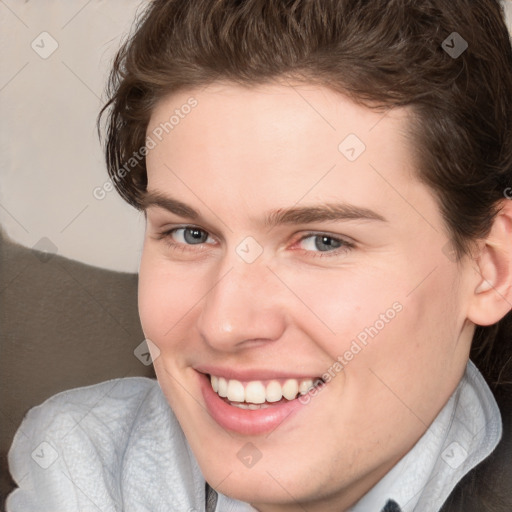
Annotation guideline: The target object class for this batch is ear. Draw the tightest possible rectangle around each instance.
[467,199,512,326]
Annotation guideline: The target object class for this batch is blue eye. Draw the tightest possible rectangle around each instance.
[300,234,345,252]
[170,227,212,245]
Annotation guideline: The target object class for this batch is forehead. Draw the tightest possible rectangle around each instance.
[144,81,440,232]
[147,81,411,157]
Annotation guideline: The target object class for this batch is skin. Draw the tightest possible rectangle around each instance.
[138,81,511,511]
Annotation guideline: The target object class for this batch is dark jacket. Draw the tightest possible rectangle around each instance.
[440,384,512,512]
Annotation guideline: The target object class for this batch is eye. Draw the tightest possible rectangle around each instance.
[167,227,214,245]
[296,233,354,257]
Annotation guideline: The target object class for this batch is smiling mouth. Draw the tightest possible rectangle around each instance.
[209,374,325,409]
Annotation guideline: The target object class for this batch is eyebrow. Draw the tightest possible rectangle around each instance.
[141,191,387,227]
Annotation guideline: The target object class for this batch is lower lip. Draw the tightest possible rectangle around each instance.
[199,372,308,435]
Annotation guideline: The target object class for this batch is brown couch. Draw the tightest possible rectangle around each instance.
[0,229,153,506]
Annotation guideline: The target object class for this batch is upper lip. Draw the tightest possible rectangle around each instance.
[195,365,322,382]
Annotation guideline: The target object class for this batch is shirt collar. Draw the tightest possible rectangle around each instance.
[349,359,502,512]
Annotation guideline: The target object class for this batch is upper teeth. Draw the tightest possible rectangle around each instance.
[210,375,320,404]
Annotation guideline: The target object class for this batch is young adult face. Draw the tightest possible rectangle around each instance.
[138,81,482,511]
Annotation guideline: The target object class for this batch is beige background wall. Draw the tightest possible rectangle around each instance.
[1,0,512,273]
[0,0,146,272]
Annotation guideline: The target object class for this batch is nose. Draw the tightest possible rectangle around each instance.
[196,257,287,352]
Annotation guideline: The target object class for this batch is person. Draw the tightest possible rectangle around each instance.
[6,0,512,510]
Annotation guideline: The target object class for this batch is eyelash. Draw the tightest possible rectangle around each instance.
[156,226,355,259]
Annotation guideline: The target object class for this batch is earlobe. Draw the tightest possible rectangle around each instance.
[467,199,512,326]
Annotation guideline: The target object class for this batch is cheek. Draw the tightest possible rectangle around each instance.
[346,266,467,423]
[138,254,165,338]
[137,250,193,345]
[284,259,464,391]
[276,264,406,358]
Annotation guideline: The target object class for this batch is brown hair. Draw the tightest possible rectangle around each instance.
[99,0,512,389]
